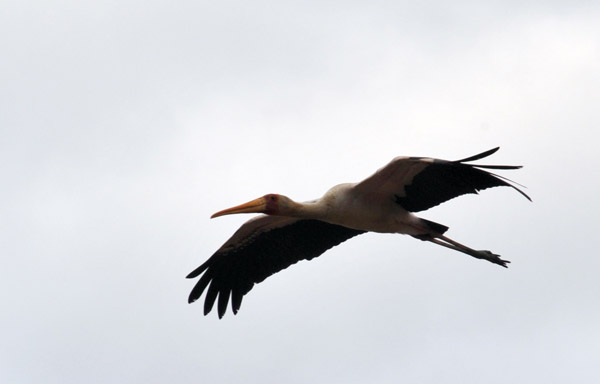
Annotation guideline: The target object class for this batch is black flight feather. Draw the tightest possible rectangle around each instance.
[187,219,365,318]
[395,148,531,212]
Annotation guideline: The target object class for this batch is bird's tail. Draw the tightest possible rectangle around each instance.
[420,218,448,235]
[411,218,449,241]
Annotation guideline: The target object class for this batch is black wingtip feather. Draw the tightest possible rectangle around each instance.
[187,219,365,318]
[217,290,231,319]
[188,270,212,303]
[186,261,210,279]
[231,288,243,315]
[204,282,219,316]
[455,147,499,163]
[396,147,530,212]
[477,169,532,202]
[471,164,522,170]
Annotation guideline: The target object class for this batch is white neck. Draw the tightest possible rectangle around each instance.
[288,200,330,220]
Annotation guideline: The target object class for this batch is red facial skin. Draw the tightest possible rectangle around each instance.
[263,194,279,215]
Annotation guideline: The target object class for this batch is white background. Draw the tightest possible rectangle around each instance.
[2,1,599,382]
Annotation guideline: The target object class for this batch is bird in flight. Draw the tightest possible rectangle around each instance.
[187,147,530,318]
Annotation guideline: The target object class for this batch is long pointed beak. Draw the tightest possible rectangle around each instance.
[211,197,268,218]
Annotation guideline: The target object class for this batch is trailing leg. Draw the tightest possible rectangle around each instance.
[429,235,509,267]
[411,217,509,267]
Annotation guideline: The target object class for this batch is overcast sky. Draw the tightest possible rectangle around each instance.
[2,1,599,383]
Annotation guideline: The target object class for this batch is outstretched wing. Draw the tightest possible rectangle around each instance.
[187,215,365,318]
[354,147,530,213]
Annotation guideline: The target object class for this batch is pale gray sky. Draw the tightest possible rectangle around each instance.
[2,1,599,383]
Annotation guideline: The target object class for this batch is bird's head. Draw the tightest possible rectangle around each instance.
[211,194,294,218]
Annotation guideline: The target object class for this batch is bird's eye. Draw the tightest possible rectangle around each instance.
[270,195,277,201]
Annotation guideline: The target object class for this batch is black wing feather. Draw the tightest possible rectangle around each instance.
[396,148,531,212]
[187,219,365,318]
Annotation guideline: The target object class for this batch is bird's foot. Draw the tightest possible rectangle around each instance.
[476,250,510,268]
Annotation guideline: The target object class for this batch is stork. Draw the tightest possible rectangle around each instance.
[187,147,530,318]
